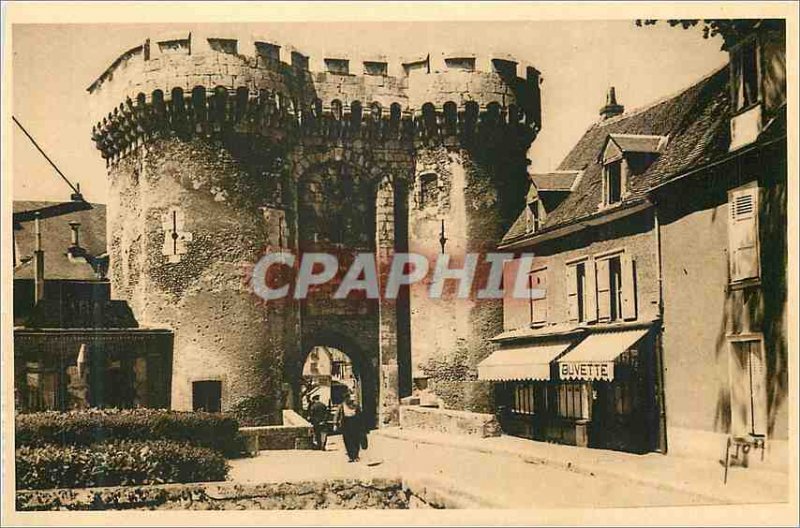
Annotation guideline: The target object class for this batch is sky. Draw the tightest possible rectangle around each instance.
[11,20,728,204]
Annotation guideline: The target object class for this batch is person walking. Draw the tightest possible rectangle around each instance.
[307,395,330,451]
[336,393,364,462]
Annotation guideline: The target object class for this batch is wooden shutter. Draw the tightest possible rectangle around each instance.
[596,258,611,322]
[566,264,578,322]
[502,258,529,330]
[621,252,637,320]
[749,342,768,436]
[531,269,547,324]
[728,185,760,282]
[585,259,598,323]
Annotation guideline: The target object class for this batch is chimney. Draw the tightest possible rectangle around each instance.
[69,221,81,248]
[34,213,45,303]
[71,182,84,202]
[599,86,624,120]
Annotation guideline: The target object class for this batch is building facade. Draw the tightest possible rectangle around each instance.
[491,21,787,465]
[87,31,542,426]
[13,200,173,412]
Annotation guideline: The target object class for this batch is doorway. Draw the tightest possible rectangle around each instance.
[301,346,361,417]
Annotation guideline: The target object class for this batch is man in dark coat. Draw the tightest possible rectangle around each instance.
[307,395,330,451]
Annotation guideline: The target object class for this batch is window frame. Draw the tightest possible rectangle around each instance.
[594,250,625,323]
[418,172,439,208]
[727,181,762,286]
[730,34,763,115]
[191,378,224,413]
[727,333,768,437]
[603,159,624,207]
[529,265,548,326]
[566,257,588,323]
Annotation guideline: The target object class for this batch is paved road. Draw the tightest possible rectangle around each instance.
[229,434,716,508]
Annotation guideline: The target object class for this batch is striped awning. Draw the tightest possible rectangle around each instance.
[557,328,648,382]
[478,341,572,381]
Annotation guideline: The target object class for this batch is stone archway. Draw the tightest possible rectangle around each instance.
[297,330,377,429]
[300,345,362,411]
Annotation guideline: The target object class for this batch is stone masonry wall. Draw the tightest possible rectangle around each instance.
[91,30,541,427]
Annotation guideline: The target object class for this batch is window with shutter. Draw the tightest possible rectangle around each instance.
[530,267,548,325]
[596,258,611,321]
[728,183,760,282]
[621,253,637,320]
[566,264,578,322]
[729,338,768,437]
[585,259,598,323]
[503,258,530,331]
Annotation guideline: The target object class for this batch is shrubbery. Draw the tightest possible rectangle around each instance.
[16,409,241,456]
[16,440,229,490]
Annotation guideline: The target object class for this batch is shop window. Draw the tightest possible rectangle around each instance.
[192,380,222,413]
[419,172,438,207]
[557,382,591,420]
[728,182,761,283]
[529,267,548,325]
[731,38,760,112]
[603,160,623,206]
[729,338,767,437]
[596,252,636,322]
[511,382,548,415]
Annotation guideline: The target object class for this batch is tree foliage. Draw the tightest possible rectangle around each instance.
[635,19,785,50]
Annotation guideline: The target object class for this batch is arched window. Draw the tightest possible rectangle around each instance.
[421,103,437,137]
[170,87,185,118]
[152,90,165,115]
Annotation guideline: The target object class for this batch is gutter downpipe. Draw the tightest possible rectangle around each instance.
[653,203,668,455]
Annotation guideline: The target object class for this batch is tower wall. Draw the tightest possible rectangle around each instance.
[90,30,541,423]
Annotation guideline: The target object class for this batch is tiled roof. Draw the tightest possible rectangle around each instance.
[530,171,579,191]
[13,201,107,280]
[501,65,732,246]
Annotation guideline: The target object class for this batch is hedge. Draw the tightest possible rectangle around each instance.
[15,409,241,456]
[16,440,229,490]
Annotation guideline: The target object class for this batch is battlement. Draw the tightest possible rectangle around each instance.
[89,30,542,163]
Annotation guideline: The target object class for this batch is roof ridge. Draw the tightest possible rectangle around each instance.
[595,62,728,128]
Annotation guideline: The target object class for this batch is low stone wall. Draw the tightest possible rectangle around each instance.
[239,409,314,452]
[399,405,501,438]
[15,476,492,510]
[16,479,408,511]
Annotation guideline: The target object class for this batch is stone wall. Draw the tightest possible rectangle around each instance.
[90,31,541,428]
[239,409,314,452]
[16,476,497,510]
[399,405,501,438]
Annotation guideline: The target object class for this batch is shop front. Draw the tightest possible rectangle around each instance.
[481,324,662,454]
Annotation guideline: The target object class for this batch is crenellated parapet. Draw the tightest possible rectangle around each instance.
[89,31,542,163]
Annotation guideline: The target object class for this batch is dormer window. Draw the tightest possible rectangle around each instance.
[526,198,542,233]
[604,160,623,206]
[732,37,760,113]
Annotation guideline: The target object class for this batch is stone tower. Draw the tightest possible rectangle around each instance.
[89,31,541,426]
